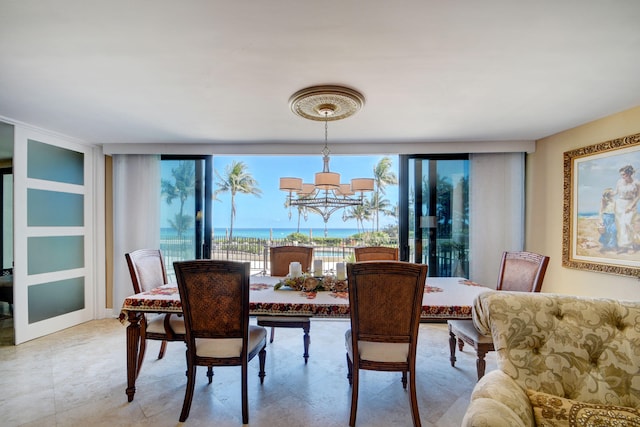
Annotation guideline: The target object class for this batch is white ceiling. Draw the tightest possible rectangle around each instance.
[1,0,639,149]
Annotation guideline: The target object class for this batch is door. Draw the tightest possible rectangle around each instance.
[160,156,212,280]
[400,155,469,277]
[13,127,95,344]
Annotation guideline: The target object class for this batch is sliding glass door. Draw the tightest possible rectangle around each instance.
[160,156,212,279]
[400,155,469,277]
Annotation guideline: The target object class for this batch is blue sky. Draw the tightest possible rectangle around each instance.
[576,146,640,215]
[161,155,399,230]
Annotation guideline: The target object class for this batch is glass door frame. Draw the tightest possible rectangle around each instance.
[160,155,213,261]
[399,154,469,276]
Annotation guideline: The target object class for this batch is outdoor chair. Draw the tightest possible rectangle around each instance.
[447,250,550,380]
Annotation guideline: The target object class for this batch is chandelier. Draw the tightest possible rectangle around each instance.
[280,85,374,225]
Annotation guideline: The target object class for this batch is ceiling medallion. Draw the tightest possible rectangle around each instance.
[289,85,365,122]
[280,85,373,231]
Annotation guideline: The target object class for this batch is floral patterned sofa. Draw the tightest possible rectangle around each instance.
[462,290,640,427]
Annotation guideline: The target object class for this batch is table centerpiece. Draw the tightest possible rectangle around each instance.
[274,273,348,292]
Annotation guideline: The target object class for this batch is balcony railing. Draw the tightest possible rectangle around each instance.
[161,235,465,280]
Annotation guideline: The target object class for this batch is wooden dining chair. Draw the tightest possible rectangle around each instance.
[448,250,550,380]
[353,246,399,262]
[345,261,428,427]
[257,245,313,363]
[125,249,185,377]
[173,260,267,423]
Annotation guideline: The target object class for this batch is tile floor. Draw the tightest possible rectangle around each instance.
[0,317,496,426]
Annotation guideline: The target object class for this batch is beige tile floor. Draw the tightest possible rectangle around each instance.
[0,317,496,426]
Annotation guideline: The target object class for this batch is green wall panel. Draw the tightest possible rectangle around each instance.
[27,139,84,185]
[28,236,84,275]
[28,189,84,226]
[28,277,85,323]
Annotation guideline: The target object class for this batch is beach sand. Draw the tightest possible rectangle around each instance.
[576,216,640,261]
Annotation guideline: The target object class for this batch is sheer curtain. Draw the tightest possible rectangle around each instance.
[112,155,161,312]
[469,152,525,287]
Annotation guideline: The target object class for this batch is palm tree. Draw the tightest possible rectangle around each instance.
[161,161,196,239]
[345,204,372,235]
[295,205,308,233]
[369,192,396,229]
[214,161,262,242]
[372,157,398,231]
[284,197,309,233]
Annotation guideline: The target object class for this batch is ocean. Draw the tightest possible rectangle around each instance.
[162,227,362,239]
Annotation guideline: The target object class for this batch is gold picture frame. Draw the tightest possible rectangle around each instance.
[562,132,640,276]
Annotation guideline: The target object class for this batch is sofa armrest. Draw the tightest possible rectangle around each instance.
[462,370,534,427]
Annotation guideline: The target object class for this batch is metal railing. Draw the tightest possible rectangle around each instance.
[210,236,358,275]
[161,235,465,279]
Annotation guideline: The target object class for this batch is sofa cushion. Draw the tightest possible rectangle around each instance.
[464,370,534,426]
[527,389,640,427]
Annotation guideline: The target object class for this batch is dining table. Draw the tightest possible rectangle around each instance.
[119,275,489,401]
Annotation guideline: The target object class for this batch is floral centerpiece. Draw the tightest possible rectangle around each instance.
[274,273,348,292]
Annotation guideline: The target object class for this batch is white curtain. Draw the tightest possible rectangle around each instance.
[112,155,161,312]
[469,152,525,287]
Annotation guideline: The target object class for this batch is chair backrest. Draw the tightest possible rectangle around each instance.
[173,260,250,345]
[496,251,550,292]
[353,246,399,262]
[347,261,428,347]
[269,246,313,276]
[125,249,168,293]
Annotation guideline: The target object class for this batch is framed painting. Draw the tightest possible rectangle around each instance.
[563,132,640,276]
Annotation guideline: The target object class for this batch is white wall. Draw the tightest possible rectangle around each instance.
[526,106,640,299]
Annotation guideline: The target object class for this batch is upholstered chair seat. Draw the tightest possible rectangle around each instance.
[144,314,186,335]
[195,326,267,358]
[345,329,409,363]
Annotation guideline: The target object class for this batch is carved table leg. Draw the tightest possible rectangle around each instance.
[476,349,487,381]
[448,330,457,367]
[126,312,142,402]
[302,322,310,364]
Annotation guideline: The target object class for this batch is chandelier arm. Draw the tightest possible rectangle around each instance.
[304,206,346,224]
[288,198,362,208]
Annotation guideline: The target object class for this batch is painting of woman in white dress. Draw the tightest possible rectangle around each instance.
[614,165,640,254]
[572,144,640,264]
[564,133,640,276]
